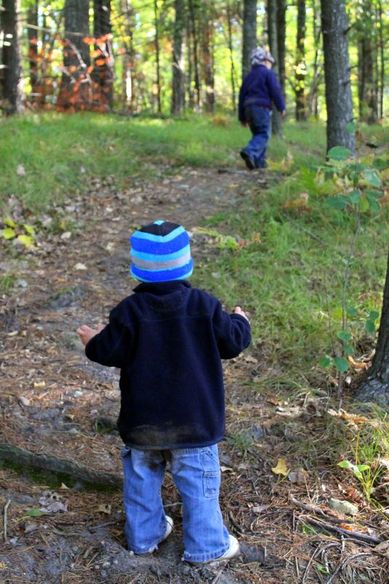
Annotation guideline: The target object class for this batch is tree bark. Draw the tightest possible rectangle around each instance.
[171,0,185,115]
[308,0,322,118]
[356,251,389,408]
[321,0,355,153]
[242,0,257,78]
[93,0,113,111]
[267,0,282,135]
[295,0,307,121]
[57,0,91,110]
[1,0,23,113]
[377,0,384,120]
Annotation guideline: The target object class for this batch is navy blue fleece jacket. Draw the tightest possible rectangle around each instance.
[85,281,251,449]
[238,64,285,123]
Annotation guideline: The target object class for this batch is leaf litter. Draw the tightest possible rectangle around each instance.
[0,166,388,583]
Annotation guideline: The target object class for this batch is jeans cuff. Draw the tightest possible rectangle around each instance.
[183,542,229,563]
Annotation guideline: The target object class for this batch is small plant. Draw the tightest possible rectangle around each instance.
[0,274,17,294]
[1,217,36,248]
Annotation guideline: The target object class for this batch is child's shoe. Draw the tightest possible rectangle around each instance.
[131,516,174,555]
[185,534,240,564]
[240,150,255,170]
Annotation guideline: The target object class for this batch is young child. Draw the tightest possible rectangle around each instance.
[239,47,285,170]
[77,220,251,564]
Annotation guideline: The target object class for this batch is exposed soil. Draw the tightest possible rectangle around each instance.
[1,166,388,583]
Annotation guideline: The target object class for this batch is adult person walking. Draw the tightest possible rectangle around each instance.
[238,47,285,171]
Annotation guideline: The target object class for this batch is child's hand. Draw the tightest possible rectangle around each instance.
[233,306,250,322]
[77,324,104,346]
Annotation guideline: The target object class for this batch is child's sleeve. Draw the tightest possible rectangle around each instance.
[85,303,133,368]
[212,302,251,359]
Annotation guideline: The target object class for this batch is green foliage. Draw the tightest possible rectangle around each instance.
[1,217,36,248]
[0,274,17,294]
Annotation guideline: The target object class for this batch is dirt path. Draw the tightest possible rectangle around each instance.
[1,168,387,584]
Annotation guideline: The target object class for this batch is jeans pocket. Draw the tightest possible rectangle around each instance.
[203,471,219,499]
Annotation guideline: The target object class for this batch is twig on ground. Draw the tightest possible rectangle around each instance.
[3,499,11,542]
[303,516,382,545]
[326,552,372,584]
[211,565,226,584]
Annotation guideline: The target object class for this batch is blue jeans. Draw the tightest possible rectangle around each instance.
[121,444,230,562]
[243,106,272,168]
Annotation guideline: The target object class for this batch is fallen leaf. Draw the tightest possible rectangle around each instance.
[288,468,308,484]
[272,458,289,476]
[16,164,26,176]
[97,504,112,515]
[74,263,87,271]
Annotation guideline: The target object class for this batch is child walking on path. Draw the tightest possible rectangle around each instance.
[77,220,251,564]
[239,47,285,170]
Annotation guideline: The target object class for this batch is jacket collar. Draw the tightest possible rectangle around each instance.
[134,280,191,295]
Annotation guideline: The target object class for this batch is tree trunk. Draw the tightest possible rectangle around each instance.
[201,3,215,113]
[188,0,200,108]
[226,1,237,111]
[153,0,162,113]
[356,251,389,408]
[308,0,322,118]
[295,0,307,121]
[321,0,355,153]
[377,0,384,120]
[171,0,185,115]
[93,0,113,111]
[242,0,257,78]
[57,0,91,110]
[267,0,282,135]
[276,0,286,90]
[120,0,136,112]
[27,1,39,104]
[1,0,23,113]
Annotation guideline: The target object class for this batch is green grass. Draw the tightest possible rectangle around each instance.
[0,111,346,210]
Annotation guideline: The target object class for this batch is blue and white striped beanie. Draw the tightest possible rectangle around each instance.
[130,220,193,283]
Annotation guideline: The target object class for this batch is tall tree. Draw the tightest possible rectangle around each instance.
[57,0,91,110]
[321,0,355,153]
[308,0,322,117]
[188,0,200,108]
[153,0,162,113]
[171,0,185,115]
[201,2,215,113]
[27,0,39,103]
[356,251,389,408]
[226,0,237,110]
[276,0,286,90]
[242,0,257,78]
[93,0,113,110]
[356,0,378,123]
[267,0,282,135]
[1,0,23,113]
[295,0,307,121]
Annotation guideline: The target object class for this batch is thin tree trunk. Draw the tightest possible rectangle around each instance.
[1,0,23,113]
[276,0,286,90]
[308,0,322,118]
[321,0,355,153]
[267,0,282,135]
[242,0,257,78]
[153,0,162,113]
[27,0,39,104]
[120,0,136,112]
[226,1,237,111]
[186,22,194,109]
[377,0,384,120]
[188,0,200,108]
[295,0,307,121]
[171,0,185,115]
[201,4,215,113]
[57,0,91,110]
[356,251,389,408]
[93,0,113,110]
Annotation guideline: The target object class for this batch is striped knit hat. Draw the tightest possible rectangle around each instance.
[130,220,193,283]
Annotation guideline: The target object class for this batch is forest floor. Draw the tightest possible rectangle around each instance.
[0,162,388,584]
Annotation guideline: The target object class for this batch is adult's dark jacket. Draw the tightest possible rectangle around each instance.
[85,281,251,449]
[238,64,285,123]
